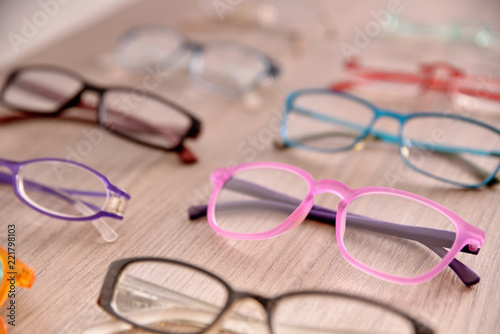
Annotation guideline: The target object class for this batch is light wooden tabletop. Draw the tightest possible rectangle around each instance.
[1,1,499,333]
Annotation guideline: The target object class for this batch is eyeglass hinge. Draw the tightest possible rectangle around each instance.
[105,193,128,216]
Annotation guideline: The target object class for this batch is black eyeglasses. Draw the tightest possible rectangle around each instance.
[93,258,434,334]
[0,65,202,163]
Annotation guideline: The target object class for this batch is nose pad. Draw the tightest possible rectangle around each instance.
[206,297,270,334]
[353,134,376,151]
[400,144,410,159]
[79,90,100,110]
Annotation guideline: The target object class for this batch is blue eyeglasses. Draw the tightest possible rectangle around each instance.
[277,88,500,188]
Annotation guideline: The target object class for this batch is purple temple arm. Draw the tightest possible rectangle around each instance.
[188,178,480,286]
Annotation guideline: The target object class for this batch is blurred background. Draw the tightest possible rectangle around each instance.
[0,0,138,66]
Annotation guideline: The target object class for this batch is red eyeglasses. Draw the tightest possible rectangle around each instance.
[332,57,500,112]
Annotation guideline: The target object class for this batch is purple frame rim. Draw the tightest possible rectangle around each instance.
[0,157,129,221]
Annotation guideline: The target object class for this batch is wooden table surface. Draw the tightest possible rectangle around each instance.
[1,1,499,333]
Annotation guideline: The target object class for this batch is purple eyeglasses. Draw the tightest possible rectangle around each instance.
[0,157,130,242]
[189,162,485,286]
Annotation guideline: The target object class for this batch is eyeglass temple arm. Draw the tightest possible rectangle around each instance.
[331,74,429,91]
[333,67,500,102]
[275,130,499,186]
[331,68,451,94]
[86,275,387,334]
[178,16,306,54]
[457,83,500,103]
[403,143,500,185]
[8,78,198,164]
[0,171,119,242]
[284,106,500,157]
[188,178,480,286]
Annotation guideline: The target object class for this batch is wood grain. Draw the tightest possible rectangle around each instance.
[0,0,499,333]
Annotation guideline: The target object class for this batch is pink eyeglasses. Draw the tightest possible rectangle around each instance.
[189,162,485,286]
[332,57,500,112]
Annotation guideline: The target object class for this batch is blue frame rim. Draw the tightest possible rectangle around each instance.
[280,88,500,188]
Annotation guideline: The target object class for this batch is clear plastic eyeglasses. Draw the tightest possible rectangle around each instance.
[115,25,280,98]
[336,57,500,113]
[0,65,202,164]
[277,88,500,188]
[177,16,308,58]
[86,258,434,334]
[188,162,485,286]
[1,246,35,334]
[0,157,130,242]
[180,0,339,58]
[382,14,500,51]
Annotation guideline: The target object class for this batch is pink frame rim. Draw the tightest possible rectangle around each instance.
[206,161,485,285]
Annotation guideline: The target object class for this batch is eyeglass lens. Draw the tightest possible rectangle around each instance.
[286,92,374,151]
[272,293,414,334]
[116,27,187,70]
[112,261,228,333]
[344,193,456,278]
[190,43,267,92]
[101,89,192,149]
[2,68,84,113]
[401,115,500,186]
[18,161,109,218]
[214,168,309,234]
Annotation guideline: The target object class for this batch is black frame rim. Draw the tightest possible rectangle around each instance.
[97,257,434,334]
